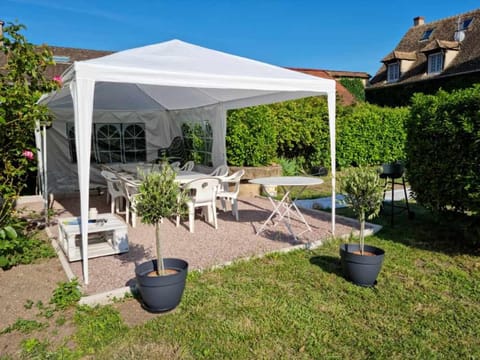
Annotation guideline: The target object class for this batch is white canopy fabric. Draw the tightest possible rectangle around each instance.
[40,39,336,284]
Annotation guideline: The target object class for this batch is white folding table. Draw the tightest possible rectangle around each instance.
[249,176,324,241]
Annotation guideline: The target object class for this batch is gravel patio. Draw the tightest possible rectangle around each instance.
[32,192,365,296]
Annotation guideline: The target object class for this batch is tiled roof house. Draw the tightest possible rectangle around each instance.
[44,46,113,79]
[366,8,480,106]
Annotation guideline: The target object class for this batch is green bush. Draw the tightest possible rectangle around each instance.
[271,97,330,170]
[406,86,480,214]
[50,279,82,310]
[336,103,409,168]
[0,221,55,269]
[225,97,407,172]
[0,23,59,226]
[277,157,300,176]
[339,78,365,102]
[226,106,278,166]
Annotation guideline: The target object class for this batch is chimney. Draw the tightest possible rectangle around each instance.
[414,16,425,26]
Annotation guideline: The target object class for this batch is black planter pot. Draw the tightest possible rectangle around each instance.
[135,258,188,313]
[339,244,385,287]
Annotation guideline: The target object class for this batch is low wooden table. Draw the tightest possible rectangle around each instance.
[58,213,129,262]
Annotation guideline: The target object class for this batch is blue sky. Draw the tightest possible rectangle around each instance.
[2,0,479,76]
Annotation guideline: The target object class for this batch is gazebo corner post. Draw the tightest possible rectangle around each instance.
[71,76,95,285]
[327,89,336,236]
[42,124,48,224]
[34,120,49,225]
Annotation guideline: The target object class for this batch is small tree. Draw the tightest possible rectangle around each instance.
[135,166,188,275]
[0,22,59,226]
[340,167,384,255]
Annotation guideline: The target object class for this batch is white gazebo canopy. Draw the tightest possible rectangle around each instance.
[40,39,336,284]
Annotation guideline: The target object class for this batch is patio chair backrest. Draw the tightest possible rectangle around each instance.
[101,170,123,194]
[118,176,138,200]
[209,165,229,177]
[220,169,245,194]
[170,161,181,171]
[184,177,221,205]
[180,160,195,171]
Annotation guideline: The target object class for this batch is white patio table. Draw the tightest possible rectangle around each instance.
[249,176,324,241]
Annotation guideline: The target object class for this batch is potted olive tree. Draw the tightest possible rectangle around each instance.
[134,165,189,312]
[339,166,385,286]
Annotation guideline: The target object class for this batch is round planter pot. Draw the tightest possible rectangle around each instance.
[339,244,385,287]
[135,258,188,313]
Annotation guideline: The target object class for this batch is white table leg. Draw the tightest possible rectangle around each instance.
[256,190,290,236]
[257,185,312,241]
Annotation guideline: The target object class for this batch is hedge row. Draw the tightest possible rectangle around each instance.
[406,85,480,214]
[336,103,408,168]
[226,98,409,171]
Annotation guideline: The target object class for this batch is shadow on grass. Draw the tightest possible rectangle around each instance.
[309,255,343,277]
[336,202,480,257]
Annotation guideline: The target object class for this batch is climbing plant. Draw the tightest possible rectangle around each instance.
[0,22,59,226]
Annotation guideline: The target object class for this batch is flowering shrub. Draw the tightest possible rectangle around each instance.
[0,22,59,226]
[53,75,63,86]
[22,150,35,161]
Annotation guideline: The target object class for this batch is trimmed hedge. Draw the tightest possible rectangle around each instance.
[339,78,365,102]
[336,103,409,168]
[226,106,278,166]
[406,85,480,214]
[225,99,408,171]
[271,97,330,170]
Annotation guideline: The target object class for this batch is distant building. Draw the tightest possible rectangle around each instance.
[44,46,113,79]
[367,8,480,106]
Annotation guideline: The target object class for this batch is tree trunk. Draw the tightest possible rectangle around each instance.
[359,211,365,255]
[155,222,165,275]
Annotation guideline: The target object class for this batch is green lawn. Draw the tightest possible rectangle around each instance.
[5,203,480,359]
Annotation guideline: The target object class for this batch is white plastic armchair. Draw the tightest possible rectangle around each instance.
[217,169,245,221]
[101,170,126,214]
[170,161,181,171]
[118,176,140,227]
[209,165,229,177]
[180,160,195,171]
[177,177,221,233]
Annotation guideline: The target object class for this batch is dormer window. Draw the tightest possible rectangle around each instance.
[420,28,434,41]
[459,17,473,30]
[387,62,400,82]
[428,52,443,74]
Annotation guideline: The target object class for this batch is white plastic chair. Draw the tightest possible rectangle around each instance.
[118,177,139,227]
[178,177,221,233]
[216,169,245,221]
[180,160,195,171]
[209,165,229,177]
[101,170,126,214]
[170,161,181,171]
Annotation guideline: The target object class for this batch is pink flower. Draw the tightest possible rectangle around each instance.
[22,150,34,161]
[53,75,62,86]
